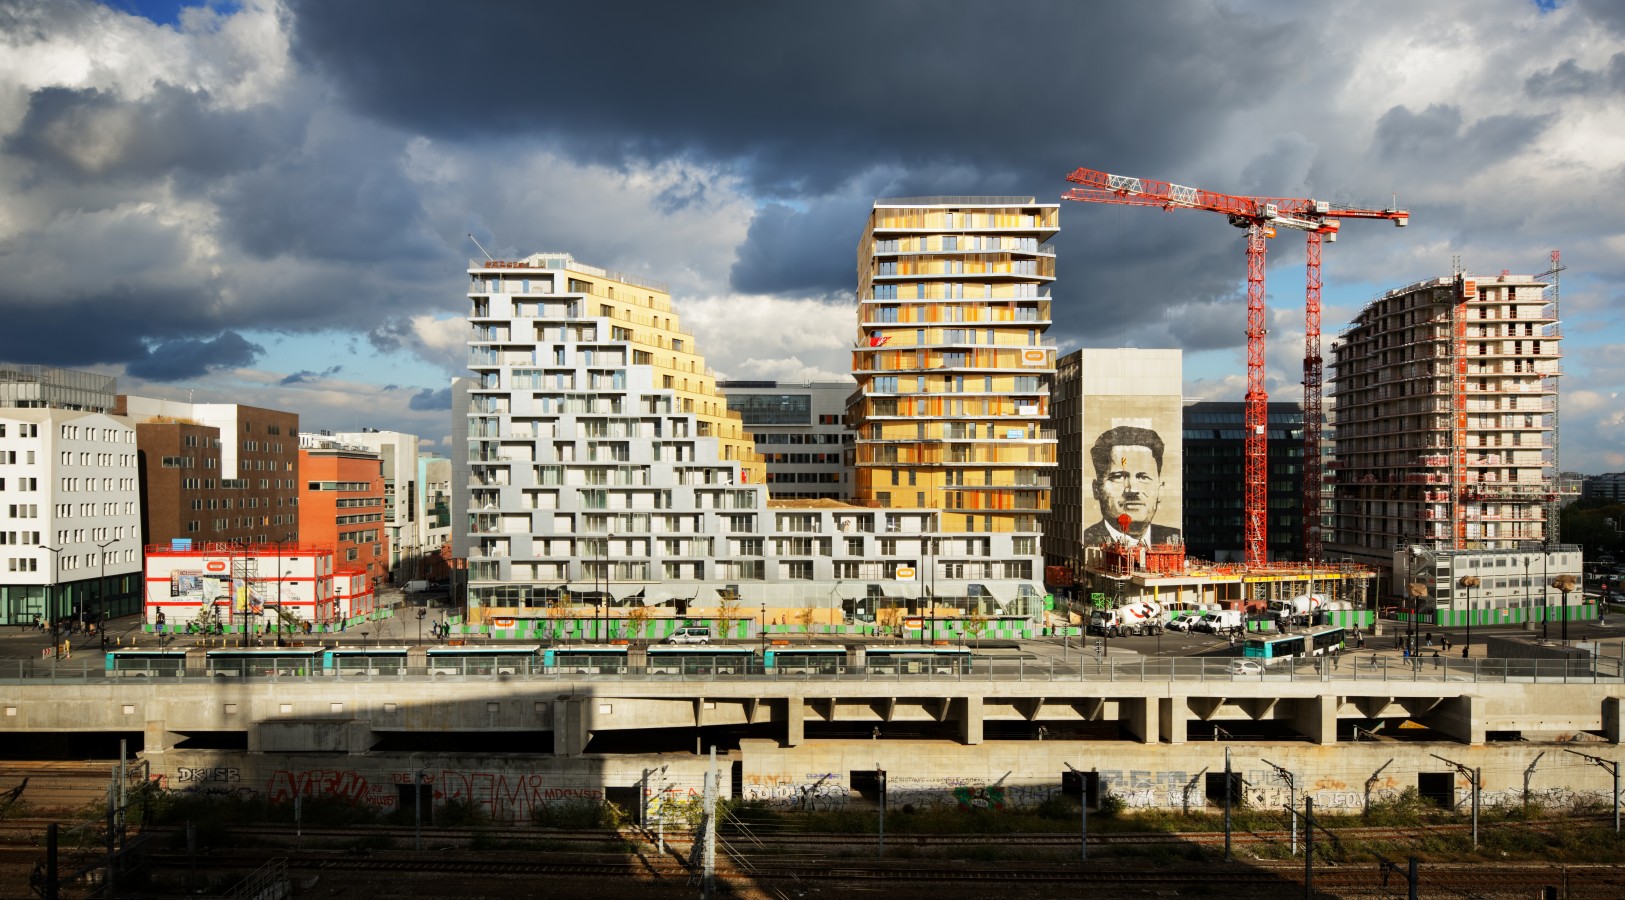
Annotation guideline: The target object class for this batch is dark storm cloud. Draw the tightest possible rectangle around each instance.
[279,365,342,385]
[408,387,451,411]
[217,132,443,264]
[1575,0,1625,34]
[285,1,1306,199]
[6,83,293,183]
[1373,104,1553,173]
[731,200,868,297]
[1525,54,1625,97]
[126,331,264,382]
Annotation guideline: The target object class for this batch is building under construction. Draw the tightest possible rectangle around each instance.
[1322,265,1585,625]
[1074,541,1376,626]
[1327,270,1562,564]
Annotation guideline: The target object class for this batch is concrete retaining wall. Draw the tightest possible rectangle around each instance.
[137,738,1624,825]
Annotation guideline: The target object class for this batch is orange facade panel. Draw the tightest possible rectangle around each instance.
[298,449,388,588]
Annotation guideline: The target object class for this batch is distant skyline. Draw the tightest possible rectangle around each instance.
[1,1,1621,471]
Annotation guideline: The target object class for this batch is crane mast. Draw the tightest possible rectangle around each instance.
[1063,167,1408,567]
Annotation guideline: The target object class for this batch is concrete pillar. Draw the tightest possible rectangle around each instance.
[785,696,803,747]
[1603,696,1622,745]
[961,695,983,745]
[347,721,373,755]
[1291,695,1337,745]
[1428,694,1486,746]
[143,720,180,754]
[1124,698,1159,744]
[554,697,587,757]
[1159,697,1187,746]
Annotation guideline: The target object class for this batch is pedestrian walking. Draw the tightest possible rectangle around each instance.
[1424,632,1433,648]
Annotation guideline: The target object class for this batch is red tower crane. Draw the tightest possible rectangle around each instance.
[1063,168,1408,567]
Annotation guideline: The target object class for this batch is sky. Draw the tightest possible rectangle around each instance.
[0,0,1622,471]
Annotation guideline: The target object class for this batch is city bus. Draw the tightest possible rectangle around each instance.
[322,646,410,676]
[1242,626,1346,663]
[862,645,975,675]
[426,644,541,676]
[762,644,846,675]
[645,645,755,675]
[204,647,324,677]
[542,644,629,674]
[104,648,189,677]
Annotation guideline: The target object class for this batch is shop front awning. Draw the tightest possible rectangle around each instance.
[642,586,680,605]
[975,581,1022,605]
[833,582,870,601]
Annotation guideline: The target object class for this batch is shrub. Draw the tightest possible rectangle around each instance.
[531,799,613,829]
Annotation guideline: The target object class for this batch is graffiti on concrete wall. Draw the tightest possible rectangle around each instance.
[741,773,846,811]
[438,770,603,820]
[177,767,240,784]
[256,767,604,820]
[268,768,386,808]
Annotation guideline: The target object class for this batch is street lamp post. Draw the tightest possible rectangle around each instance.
[927,534,936,646]
[759,602,766,660]
[274,535,292,647]
[1523,555,1537,640]
[42,545,65,651]
[94,538,117,626]
[1542,541,1551,642]
[1458,575,1480,658]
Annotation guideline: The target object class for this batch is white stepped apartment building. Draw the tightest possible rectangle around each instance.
[0,365,141,627]
[1328,270,1581,622]
[463,254,1043,625]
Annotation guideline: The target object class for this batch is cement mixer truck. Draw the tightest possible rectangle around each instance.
[1088,598,1166,637]
[1270,594,1328,627]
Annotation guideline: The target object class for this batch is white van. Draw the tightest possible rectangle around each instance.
[665,626,712,645]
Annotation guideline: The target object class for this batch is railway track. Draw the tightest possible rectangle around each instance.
[0,813,1616,847]
[108,848,1625,897]
[5,820,1624,899]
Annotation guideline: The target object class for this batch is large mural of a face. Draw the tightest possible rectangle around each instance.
[1083,400,1182,547]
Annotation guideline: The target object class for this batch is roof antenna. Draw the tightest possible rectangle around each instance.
[467,233,494,261]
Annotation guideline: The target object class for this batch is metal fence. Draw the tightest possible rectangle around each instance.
[8,654,1624,684]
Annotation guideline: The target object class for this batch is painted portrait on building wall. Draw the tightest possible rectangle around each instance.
[1082,399,1183,548]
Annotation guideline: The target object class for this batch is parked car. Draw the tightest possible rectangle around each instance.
[665,626,712,645]
[1226,659,1264,676]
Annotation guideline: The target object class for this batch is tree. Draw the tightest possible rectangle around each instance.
[546,597,575,645]
[626,604,652,642]
[877,607,904,637]
[1406,581,1430,651]
[717,590,742,644]
[965,613,991,650]
[1551,573,1580,642]
[796,606,817,644]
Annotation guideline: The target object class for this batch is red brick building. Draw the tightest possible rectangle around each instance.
[118,397,300,547]
[298,436,387,588]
